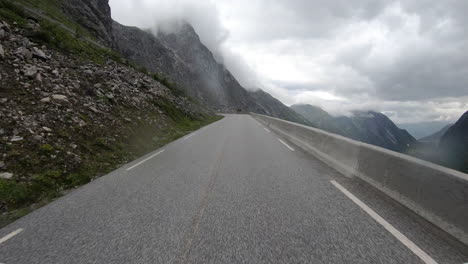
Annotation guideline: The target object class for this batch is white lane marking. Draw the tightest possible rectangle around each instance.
[278,139,295,151]
[126,150,165,171]
[264,128,271,133]
[182,133,196,141]
[330,180,438,264]
[0,228,23,245]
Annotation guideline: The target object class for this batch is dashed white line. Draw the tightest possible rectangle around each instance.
[330,180,438,264]
[278,139,295,151]
[264,128,271,133]
[182,133,196,141]
[126,150,165,171]
[0,228,23,245]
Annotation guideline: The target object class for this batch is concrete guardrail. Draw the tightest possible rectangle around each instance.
[250,112,468,246]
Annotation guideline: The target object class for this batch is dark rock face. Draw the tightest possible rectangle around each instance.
[58,0,307,123]
[347,111,416,152]
[291,104,416,152]
[439,111,468,173]
[61,0,114,46]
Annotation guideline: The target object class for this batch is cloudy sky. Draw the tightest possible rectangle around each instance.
[109,0,468,129]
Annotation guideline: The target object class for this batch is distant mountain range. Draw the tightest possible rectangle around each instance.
[419,124,453,145]
[291,104,416,152]
[398,121,453,140]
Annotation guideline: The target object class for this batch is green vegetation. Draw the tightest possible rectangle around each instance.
[0,0,122,64]
[0,0,224,227]
[17,0,93,38]
[0,113,222,227]
[0,0,28,26]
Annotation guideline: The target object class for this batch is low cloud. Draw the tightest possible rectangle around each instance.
[110,0,468,123]
[109,0,260,89]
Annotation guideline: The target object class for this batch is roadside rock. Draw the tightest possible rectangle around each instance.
[0,44,4,59]
[52,69,59,77]
[89,106,99,113]
[17,47,32,61]
[51,94,68,102]
[10,136,24,142]
[32,47,48,60]
[0,172,13,179]
[42,126,52,132]
[0,161,5,169]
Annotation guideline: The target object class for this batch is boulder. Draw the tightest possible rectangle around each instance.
[40,97,51,103]
[0,172,13,179]
[17,47,32,61]
[42,126,52,132]
[51,94,68,102]
[0,44,4,59]
[10,136,23,142]
[24,65,38,78]
[32,47,48,60]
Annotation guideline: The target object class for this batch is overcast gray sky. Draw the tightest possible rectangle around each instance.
[109,0,468,125]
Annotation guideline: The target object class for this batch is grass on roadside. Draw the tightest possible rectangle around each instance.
[0,113,223,228]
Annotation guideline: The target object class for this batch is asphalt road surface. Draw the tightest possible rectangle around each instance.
[0,114,467,264]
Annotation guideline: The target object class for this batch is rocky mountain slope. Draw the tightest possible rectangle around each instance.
[291,104,416,152]
[290,104,342,134]
[60,0,308,124]
[0,7,220,226]
[438,111,468,173]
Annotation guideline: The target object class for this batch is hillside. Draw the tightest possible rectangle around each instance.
[290,104,342,134]
[291,104,416,152]
[0,1,221,226]
[58,0,307,122]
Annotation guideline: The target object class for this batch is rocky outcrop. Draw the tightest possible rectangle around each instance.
[61,0,114,46]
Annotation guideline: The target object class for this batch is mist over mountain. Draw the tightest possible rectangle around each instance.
[61,0,307,124]
[419,124,453,145]
[291,104,416,152]
[398,122,453,140]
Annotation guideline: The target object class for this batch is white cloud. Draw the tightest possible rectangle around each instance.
[109,0,468,124]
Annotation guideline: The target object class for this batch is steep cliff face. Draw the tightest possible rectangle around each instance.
[439,111,468,173]
[61,0,114,46]
[112,22,246,111]
[58,0,308,122]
